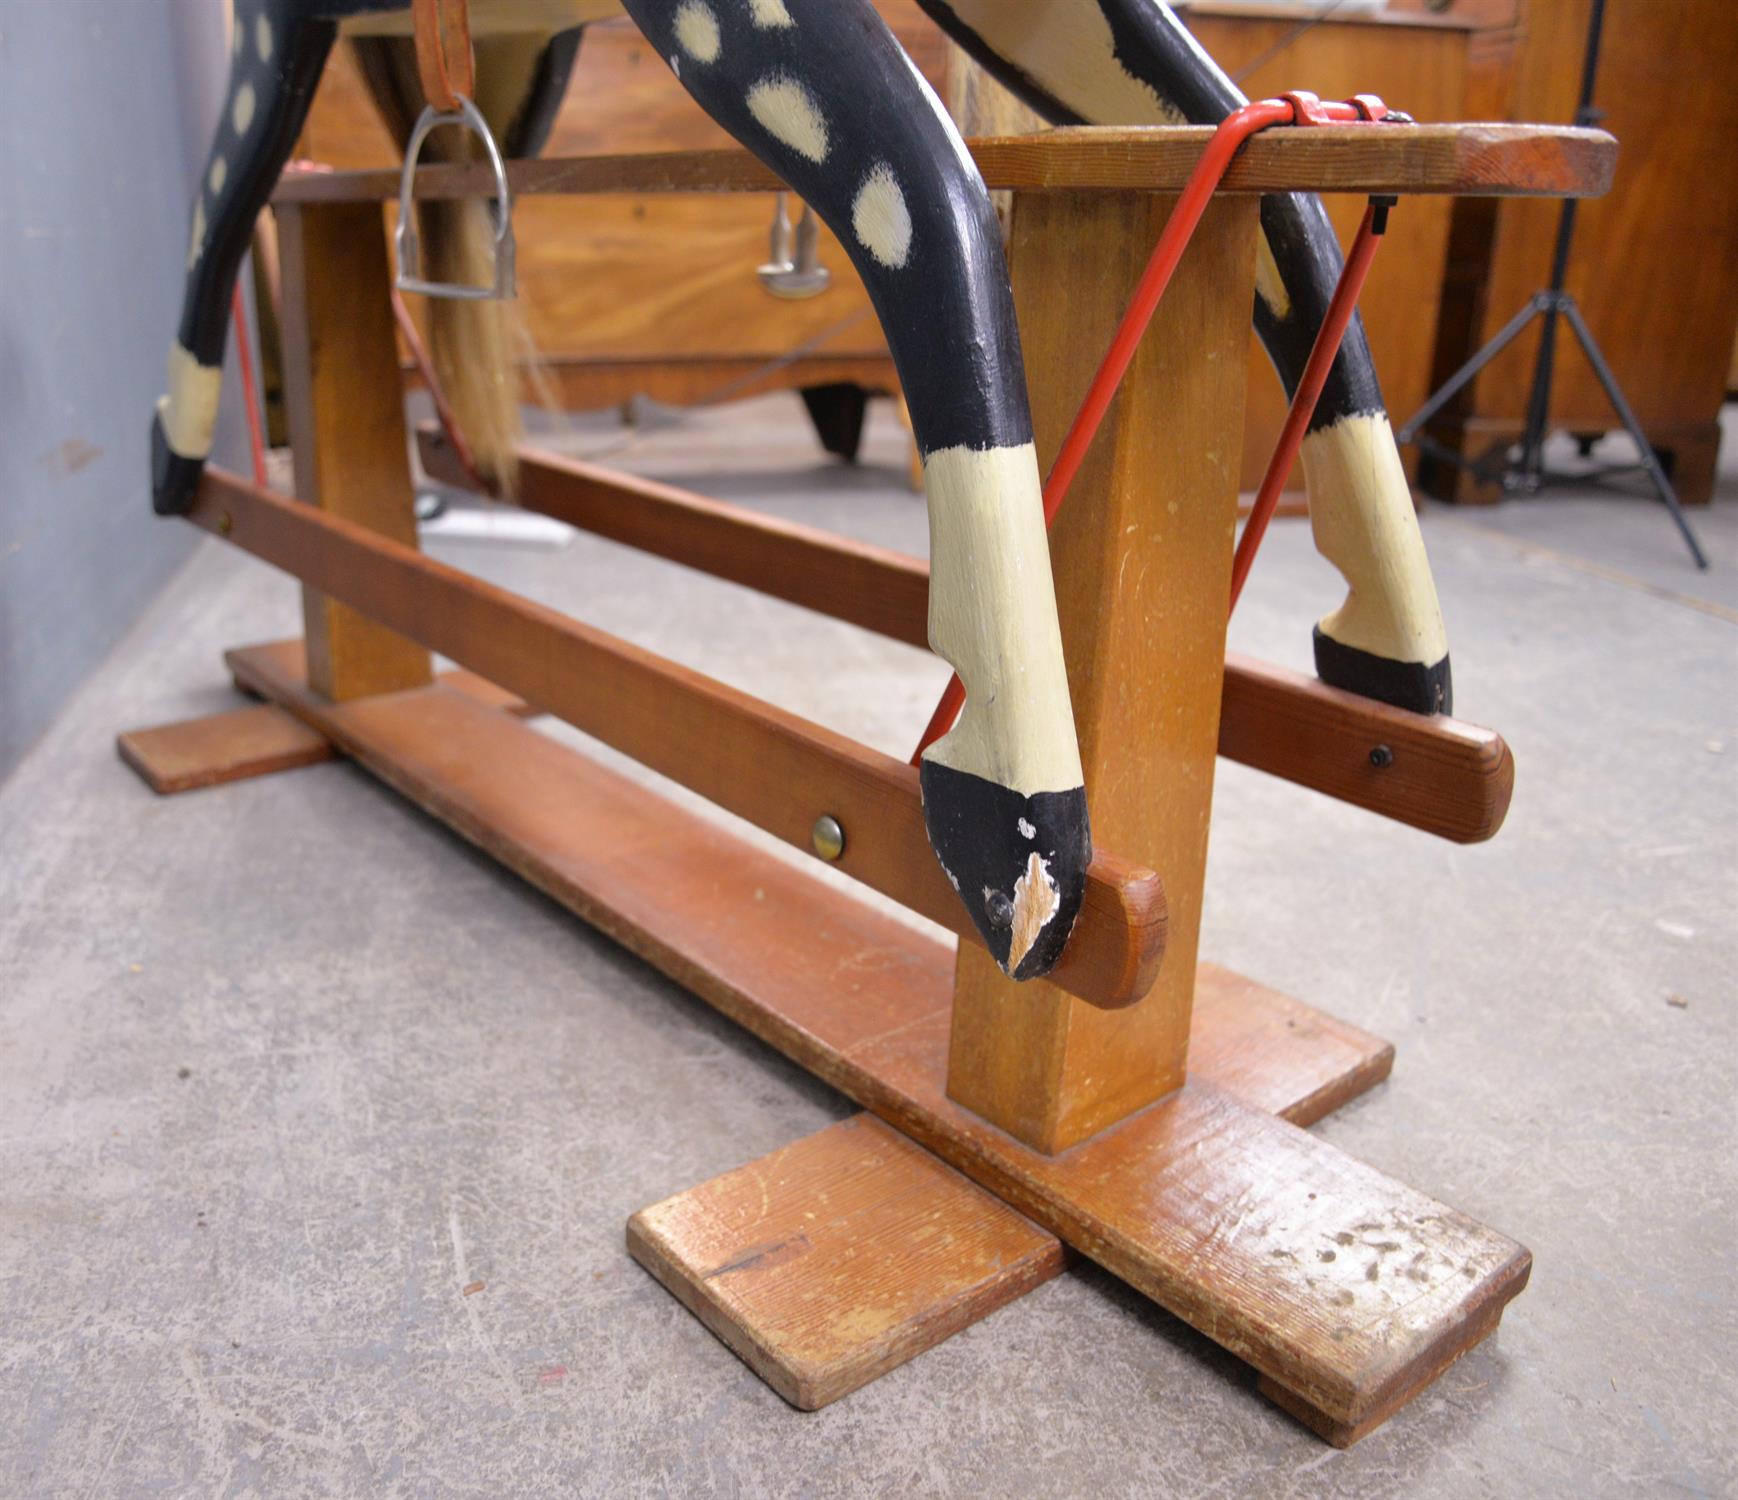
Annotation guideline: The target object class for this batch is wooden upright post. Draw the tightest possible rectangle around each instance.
[277,201,431,701]
[945,191,1260,1153]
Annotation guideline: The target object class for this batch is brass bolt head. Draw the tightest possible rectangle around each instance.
[810,814,845,862]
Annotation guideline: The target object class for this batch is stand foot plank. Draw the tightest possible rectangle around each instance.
[117,660,535,794]
[629,1114,1064,1411]
[117,702,330,794]
[225,637,1526,1443]
[631,942,1396,1414]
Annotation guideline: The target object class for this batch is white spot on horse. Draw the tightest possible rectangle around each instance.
[232,81,256,135]
[1006,852,1061,973]
[673,1,721,63]
[670,53,680,78]
[749,0,795,26]
[256,13,274,63]
[208,157,227,196]
[851,163,912,269]
[747,77,828,163]
[187,200,206,268]
[1018,817,1036,839]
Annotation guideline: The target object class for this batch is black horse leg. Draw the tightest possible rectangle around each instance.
[151,2,336,515]
[619,0,1089,979]
[919,0,1453,715]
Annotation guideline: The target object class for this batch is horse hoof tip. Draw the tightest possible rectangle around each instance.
[1314,626,1452,716]
[151,416,205,518]
[919,760,1090,981]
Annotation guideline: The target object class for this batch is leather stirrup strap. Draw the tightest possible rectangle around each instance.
[412,0,475,112]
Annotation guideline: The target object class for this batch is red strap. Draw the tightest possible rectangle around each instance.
[413,0,474,112]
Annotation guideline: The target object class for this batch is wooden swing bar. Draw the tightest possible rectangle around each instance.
[416,427,1515,845]
[187,466,1166,1009]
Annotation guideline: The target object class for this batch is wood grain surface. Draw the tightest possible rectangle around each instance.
[223,640,1523,1444]
[419,428,932,644]
[628,1114,1064,1411]
[277,201,433,701]
[530,353,897,412]
[417,427,1513,843]
[1217,650,1512,842]
[116,703,331,794]
[946,188,1258,1152]
[274,124,1617,204]
[187,477,1165,1011]
[296,10,942,372]
[115,667,541,795]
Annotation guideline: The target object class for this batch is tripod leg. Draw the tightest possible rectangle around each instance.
[1560,299,1710,570]
[1398,296,1544,443]
[1515,295,1564,490]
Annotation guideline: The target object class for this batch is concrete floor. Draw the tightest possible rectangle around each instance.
[2,396,1733,1497]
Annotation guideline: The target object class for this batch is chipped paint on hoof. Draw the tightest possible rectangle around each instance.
[920,759,1089,980]
[1314,627,1453,717]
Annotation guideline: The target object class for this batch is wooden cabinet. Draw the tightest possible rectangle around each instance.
[1422,0,1738,505]
[296,7,946,419]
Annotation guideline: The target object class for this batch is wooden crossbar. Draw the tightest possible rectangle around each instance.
[418,430,1513,844]
[185,467,1165,1010]
[273,124,1617,205]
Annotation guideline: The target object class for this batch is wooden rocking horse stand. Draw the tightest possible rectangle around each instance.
[120,122,1614,1445]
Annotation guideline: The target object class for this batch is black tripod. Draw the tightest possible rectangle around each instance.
[1398,0,1709,569]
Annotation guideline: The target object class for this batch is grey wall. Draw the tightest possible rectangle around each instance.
[0,0,250,781]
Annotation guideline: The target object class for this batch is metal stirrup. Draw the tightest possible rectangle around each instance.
[394,94,517,301]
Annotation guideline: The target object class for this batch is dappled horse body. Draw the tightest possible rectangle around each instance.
[151,0,1452,981]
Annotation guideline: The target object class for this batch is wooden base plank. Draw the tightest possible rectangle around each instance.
[225,639,1528,1443]
[629,1114,1064,1410]
[1256,1285,1514,1448]
[632,974,1395,1413]
[1189,968,1393,1128]
[118,662,535,795]
[117,702,330,794]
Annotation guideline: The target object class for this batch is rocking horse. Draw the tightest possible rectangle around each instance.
[127,0,1617,1444]
[152,0,1454,978]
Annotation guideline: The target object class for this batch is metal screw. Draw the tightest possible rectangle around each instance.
[1369,744,1394,769]
[217,511,233,537]
[985,891,1015,930]
[810,814,845,862]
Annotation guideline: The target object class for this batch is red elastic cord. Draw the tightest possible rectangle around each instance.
[912,97,1303,764]
[1228,198,1386,613]
[231,284,269,488]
